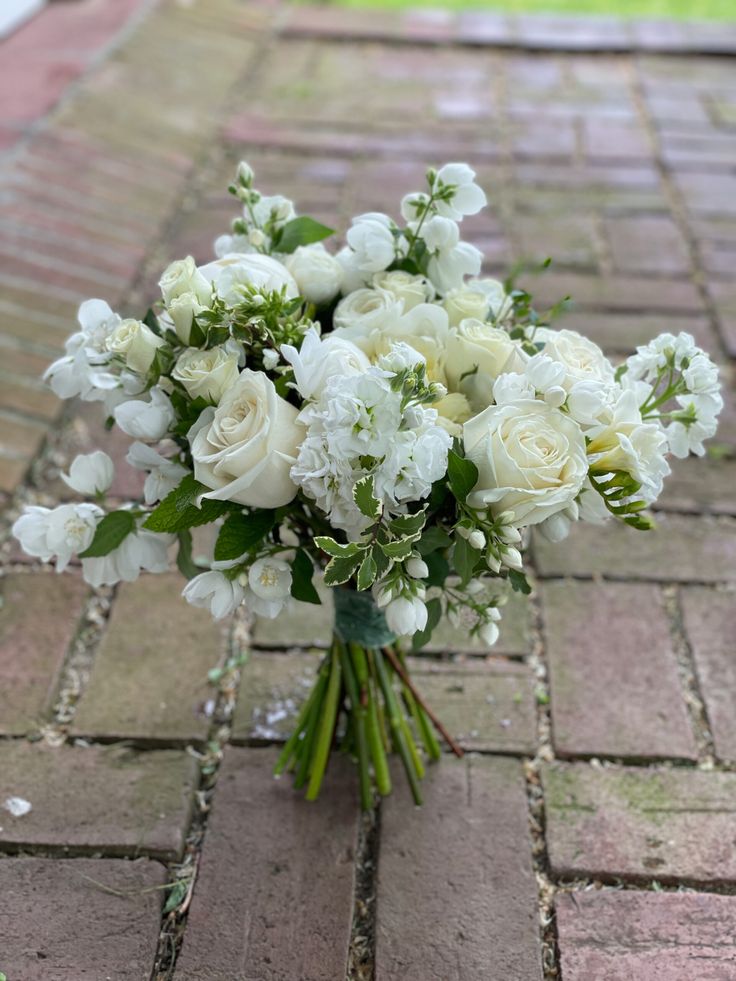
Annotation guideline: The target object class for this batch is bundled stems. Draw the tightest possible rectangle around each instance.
[274,634,459,808]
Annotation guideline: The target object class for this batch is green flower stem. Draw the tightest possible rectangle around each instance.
[395,649,441,762]
[274,657,329,775]
[339,641,373,811]
[293,675,327,789]
[351,643,391,797]
[306,645,342,801]
[374,649,423,806]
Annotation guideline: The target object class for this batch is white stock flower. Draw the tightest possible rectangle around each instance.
[281,328,370,401]
[372,270,433,310]
[445,318,523,409]
[246,557,292,618]
[667,392,722,458]
[114,387,175,441]
[189,370,304,508]
[345,213,396,273]
[463,398,588,526]
[385,595,428,636]
[284,244,343,306]
[198,253,298,305]
[105,319,164,375]
[183,570,244,620]
[432,163,487,220]
[421,215,482,293]
[536,328,616,391]
[12,503,102,571]
[126,442,188,505]
[61,451,114,496]
[81,528,171,587]
[159,256,211,306]
[172,346,240,404]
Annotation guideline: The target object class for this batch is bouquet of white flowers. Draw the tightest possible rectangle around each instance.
[13,162,722,808]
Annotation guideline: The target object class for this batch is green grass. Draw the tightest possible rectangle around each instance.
[329,0,735,21]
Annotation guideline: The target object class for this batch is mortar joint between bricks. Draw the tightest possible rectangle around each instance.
[348,803,381,981]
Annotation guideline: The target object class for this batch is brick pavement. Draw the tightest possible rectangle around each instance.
[1,1,736,979]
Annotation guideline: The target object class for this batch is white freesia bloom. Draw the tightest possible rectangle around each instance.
[172,346,240,404]
[433,163,487,220]
[189,370,304,508]
[12,503,102,572]
[345,213,396,273]
[281,328,370,401]
[126,442,188,505]
[463,398,588,525]
[159,256,211,306]
[198,253,298,305]
[385,594,428,636]
[183,570,244,620]
[284,244,343,306]
[421,215,483,293]
[61,451,114,496]
[246,557,292,619]
[372,270,433,310]
[114,387,175,441]
[81,528,172,587]
[105,318,164,375]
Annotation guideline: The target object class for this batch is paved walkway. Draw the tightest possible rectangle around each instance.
[1,1,736,978]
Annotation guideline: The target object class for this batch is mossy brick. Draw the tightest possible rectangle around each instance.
[231,650,321,744]
[541,580,696,760]
[175,747,360,981]
[0,741,197,860]
[376,756,542,981]
[72,573,225,743]
[557,889,736,981]
[680,587,736,762]
[0,857,165,981]
[543,762,736,884]
[0,573,88,735]
[533,514,736,583]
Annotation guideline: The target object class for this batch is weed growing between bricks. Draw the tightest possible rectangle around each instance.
[348,806,381,981]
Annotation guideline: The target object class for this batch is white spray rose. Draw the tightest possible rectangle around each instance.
[198,253,298,305]
[281,328,370,401]
[61,451,114,496]
[189,369,304,508]
[284,244,343,306]
[536,328,615,391]
[183,571,244,620]
[444,278,512,327]
[369,303,450,382]
[463,398,588,526]
[372,270,433,310]
[114,387,175,441]
[159,256,210,306]
[105,319,164,375]
[445,318,523,408]
[345,212,396,273]
[333,288,404,343]
[172,346,240,404]
[167,292,207,344]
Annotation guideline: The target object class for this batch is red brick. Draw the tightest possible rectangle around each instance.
[544,762,736,884]
[0,741,197,860]
[175,747,360,981]
[0,573,88,735]
[376,756,542,980]
[541,581,695,760]
[680,587,736,761]
[557,889,736,981]
[707,279,736,357]
[605,216,691,276]
[658,457,736,516]
[559,310,716,356]
[520,271,703,314]
[72,573,226,743]
[0,857,165,980]
[584,119,651,160]
[533,514,736,583]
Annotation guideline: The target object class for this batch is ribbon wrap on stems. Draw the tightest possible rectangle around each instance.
[273,585,455,809]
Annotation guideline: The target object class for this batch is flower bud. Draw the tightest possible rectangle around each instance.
[502,546,523,571]
[468,529,486,550]
[237,161,254,186]
[479,621,500,646]
[406,556,429,580]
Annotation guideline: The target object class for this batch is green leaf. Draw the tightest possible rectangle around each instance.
[412,597,442,651]
[213,510,275,562]
[453,535,481,585]
[417,526,452,555]
[163,880,189,915]
[447,449,479,503]
[176,529,200,579]
[274,216,334,254]
[313,536,363,558]
[424,549,450,588]
[508,569,532,595]
[291,549,321,604]
[380,537,415,561]
[356,552,377,591]
[78,511,136,558]
[324,553,362,587]
[353,475,381,522]
[143,475,233,533]
[389,509,426,538]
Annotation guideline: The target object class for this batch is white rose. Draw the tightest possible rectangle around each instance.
[172,346,240,404]
[333,288,404,347]
[281,328,370,400]
[183,570,244,620]
[444,278,511,327]
[105,319,164,375]
[159,256,210,306]
[445,318,523,409]
[434,391,473,437]
[463,398,588,526]
[284,244,343,306]
[536,328,615,391]
[345,212,396,273]
[372,270,433,310]
[189,369,304,508]
[167,292,206,344]
[61,451,114,496]
[369,303,450,382]
[114,387,175,441]
[197,253,298,305]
